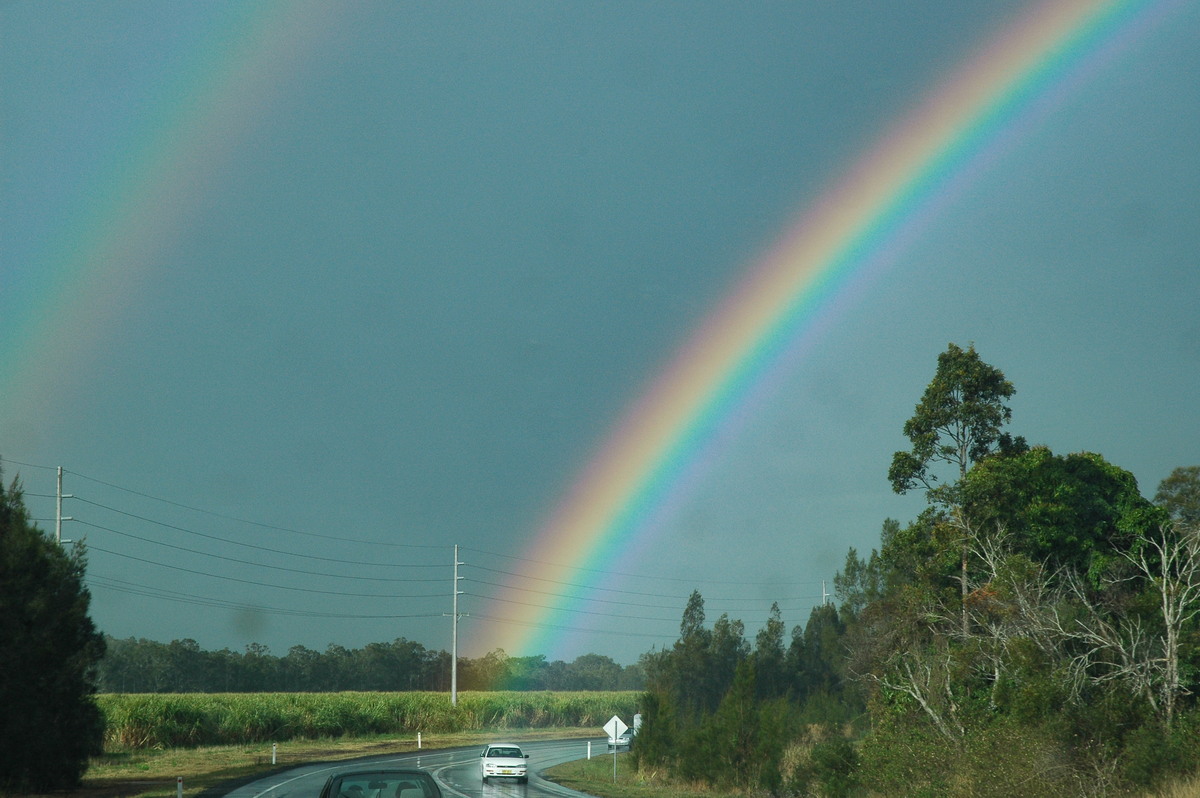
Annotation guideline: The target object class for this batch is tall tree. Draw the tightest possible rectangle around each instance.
[889,343,1024,631]
[1155,465,1200,526]
[0,473,106,791]
[753,603,787,699]
[889,343,1022,498]
[673,591,714,719]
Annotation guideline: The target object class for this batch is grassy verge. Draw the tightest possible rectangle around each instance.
[542,753,732,798]
[540,752,1200,798]
[21,729,591,798]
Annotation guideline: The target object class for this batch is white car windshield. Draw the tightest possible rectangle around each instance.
[487,747,522,758]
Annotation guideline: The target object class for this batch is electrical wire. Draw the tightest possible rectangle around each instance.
[88,575,446,620]
[466,562,825,603]
[9,457,835,645]
[461,544,824,587]
[66,467,446,549]
[466,612,675,641]
[72,500,448,575]
[83,539,449,600]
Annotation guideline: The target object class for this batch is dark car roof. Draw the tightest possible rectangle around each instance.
[321,768,440,798]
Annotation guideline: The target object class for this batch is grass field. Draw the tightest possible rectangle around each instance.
[99,690,640,749]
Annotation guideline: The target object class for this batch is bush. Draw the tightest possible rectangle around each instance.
[0,482,106,791]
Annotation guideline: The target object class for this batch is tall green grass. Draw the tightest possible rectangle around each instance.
[98,691,641,749]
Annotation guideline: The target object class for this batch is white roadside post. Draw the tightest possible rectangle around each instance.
[603,715,628,783]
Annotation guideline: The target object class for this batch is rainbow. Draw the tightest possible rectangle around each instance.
[475,0,1181,659]
[0,2,336,439]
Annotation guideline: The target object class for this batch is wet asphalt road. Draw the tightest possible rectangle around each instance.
[219,737,625,798]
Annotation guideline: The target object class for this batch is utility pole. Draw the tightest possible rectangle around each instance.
[55,466,73,544]
[822,580,830,606]
[450,544,465,706]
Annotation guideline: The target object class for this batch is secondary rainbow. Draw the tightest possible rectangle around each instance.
[0,3,335,442]
[476,0,1181,659]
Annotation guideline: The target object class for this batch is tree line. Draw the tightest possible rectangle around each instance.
[632,344,1200,796]
[98,635,646,693]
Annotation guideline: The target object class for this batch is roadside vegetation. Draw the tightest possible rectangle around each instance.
[628,344,1200,796]
[99,690,639,749]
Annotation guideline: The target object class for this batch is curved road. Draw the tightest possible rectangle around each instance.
[221,738,620,798]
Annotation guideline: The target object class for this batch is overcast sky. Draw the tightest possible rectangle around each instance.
[2,0,1197,666]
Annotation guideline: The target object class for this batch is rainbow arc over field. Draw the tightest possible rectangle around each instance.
[476,0,1180,659]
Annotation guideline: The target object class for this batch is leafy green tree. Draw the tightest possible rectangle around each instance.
[708,613,748,710]
[753,602,787,699]
[889,343,1025,631]
[1155,465,1200,526]
[889,343,1023,498]
[789,603,846,701]
[672,590,713,720]
[564,653,621,690]
[692,659,759,786]
[962,447,1165,583]
[630,688,677,771]
[0,474,106,791]
[283,645,321,691]
[504,654,548,690]
[834,543,885,621]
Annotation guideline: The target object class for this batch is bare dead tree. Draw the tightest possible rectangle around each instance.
[1046,523,1200,728]
[1055,571,1158,709]
[1122,522,1200,728]
[872,638,966,745]
[960,529,1074,705]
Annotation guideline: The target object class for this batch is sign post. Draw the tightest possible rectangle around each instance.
[603,715,628,783]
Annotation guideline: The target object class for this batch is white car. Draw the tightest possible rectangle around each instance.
[480,743,529,784]
[607,728,633,750]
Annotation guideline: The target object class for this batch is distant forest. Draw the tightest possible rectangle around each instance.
[97,635,646,693]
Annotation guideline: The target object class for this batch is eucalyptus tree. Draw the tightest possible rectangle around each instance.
[889,343,1025,631]
[1155,465,1200,526]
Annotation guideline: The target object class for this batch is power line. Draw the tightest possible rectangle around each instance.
[8,458,838,647]
[467,612,675,641]
[66,467,445,549]
[88,576,446,620]
[72,496,447,570]
[0,458,57,472]
[74,519,445,583]
[83,539,450,600]
[467,562,824,603]
[461,544,824,587]
[461,590,684,624]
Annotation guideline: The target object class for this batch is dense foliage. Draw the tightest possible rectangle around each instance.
[98,636,645,693]
[0,474,106,791]
[633,344,1200,796]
